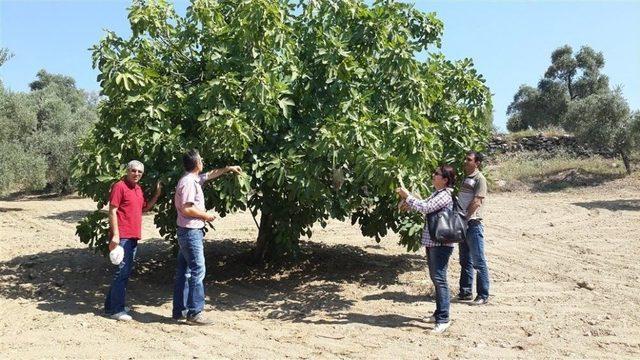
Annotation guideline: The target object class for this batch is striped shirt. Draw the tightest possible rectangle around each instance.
[405,188,454,248]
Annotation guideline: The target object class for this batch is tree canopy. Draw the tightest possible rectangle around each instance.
[506,44,638,174]
[507,45,610,132]
[0,70,98,193]
[74,0,492,261]
[0,48,12,68]
[564,89,636,173]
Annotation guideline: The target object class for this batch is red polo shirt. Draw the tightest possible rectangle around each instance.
[109,179,146,239]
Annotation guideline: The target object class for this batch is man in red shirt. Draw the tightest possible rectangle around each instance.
[105,160,161,321]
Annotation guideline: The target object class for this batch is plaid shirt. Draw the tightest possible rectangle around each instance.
[405,188,454,248]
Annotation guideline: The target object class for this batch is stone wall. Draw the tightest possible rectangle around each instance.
[487,134,616,158]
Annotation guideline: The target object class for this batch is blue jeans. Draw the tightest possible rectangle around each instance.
[172,227,206,319]
[105,238,138,315]
[459,221,490,299]
[427,246,453,324]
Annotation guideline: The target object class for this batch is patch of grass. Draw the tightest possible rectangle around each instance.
[486,151,626,192]
[502,126,568,141]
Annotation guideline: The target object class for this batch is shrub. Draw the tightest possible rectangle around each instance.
[0,142,47,193]
[0,72,97,194]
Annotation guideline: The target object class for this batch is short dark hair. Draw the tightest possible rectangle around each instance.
[183,149,201,172]
[466,150,484,164]
[438,165,457,187]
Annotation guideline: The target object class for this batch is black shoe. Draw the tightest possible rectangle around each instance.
[471,297,489,305]
[457,293,473,301]
[172,310,187,322]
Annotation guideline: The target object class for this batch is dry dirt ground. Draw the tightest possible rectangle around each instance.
[1,180,639,359]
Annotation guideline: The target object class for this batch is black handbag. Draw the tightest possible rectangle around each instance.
[427,193,467,244]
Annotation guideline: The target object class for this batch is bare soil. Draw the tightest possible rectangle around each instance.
[1,180,639,359]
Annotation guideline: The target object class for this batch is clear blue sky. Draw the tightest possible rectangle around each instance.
[1,0,639,131]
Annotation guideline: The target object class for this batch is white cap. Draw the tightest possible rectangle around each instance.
[109,246,124,265]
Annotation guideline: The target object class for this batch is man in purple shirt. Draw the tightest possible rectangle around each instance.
[172,149,241,325]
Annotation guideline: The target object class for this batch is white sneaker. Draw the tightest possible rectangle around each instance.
[431,321,451,334]
[110,311,132,321]
[423,315,436,324]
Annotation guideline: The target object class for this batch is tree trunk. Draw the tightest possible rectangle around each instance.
[620,151,632,175]
[251,212,274,264]
[567,76,575,100]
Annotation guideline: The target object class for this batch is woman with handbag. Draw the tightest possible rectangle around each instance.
[396,165,457,334]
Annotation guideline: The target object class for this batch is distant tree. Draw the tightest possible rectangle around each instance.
[564,89,636,174]
[506,85,541,132]
[631,111,640,147]
[536,78,570,124]
[0,48,12,67]
[29,70,86,111]
[0,90,48,192]
[29,70,77,91]
[0,71,97,193]
[543,45,578,100]
[572,46,609,99]
[507,45,609,130]
[544,45,609,101]
[479,99,495,132]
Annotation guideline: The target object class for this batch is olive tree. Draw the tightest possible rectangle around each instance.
[564,89,637,174]
[74,0,491,262]
[507,45,609,131]
[0,70,97,194]
[0,48,12,68]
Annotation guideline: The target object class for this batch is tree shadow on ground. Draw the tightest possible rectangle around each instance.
[0,207,23,212]
[0,243,171,318]
[572,199,640,212]
[42,210,92,223]
[0,191,83,201]
[361,291,429,303]
[529,169,625,192]
[300,313,429,329]
[203,239,425,323]
[0,238,424,326]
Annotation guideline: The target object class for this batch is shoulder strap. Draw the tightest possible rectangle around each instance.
[449,188,464,211]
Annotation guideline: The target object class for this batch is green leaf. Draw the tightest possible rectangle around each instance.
[75,0,490,261]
